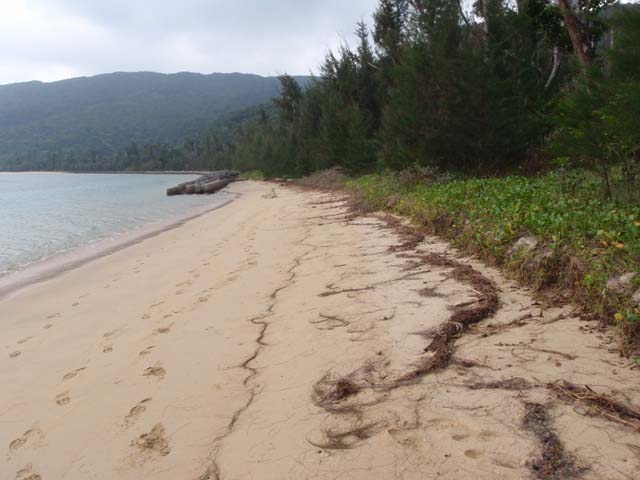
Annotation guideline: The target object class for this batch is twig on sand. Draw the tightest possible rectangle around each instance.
[548,380,640,432]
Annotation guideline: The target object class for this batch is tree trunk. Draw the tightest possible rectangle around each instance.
[557,0,592,73]
[481,0,489,36]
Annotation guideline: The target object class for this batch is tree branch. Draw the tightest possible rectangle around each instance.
[408,0,426,17]
[544,46,561,89]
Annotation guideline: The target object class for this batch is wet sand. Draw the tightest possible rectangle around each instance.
[1,181,639,479]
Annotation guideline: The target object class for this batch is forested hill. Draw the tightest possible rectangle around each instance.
[0,72,309,170]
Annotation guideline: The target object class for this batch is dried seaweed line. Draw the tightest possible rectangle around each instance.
[394,253,499,383]
[467,377,533,391]
[549,381,640,432]
[522,402,580,479]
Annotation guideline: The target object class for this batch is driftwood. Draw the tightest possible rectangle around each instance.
[166,171,239,196]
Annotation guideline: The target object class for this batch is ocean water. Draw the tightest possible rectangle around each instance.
[0,173,232,276]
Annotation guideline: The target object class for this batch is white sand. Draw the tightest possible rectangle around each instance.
[1,181,638,480]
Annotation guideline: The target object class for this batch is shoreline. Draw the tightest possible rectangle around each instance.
[0,170,217,175]
[0,191,240,301]
[1,181,638,480]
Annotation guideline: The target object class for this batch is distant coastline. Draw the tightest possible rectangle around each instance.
[0,170,215,175]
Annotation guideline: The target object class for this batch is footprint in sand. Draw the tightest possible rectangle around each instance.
[56,391,71,406]
[62,367,86,381]
[9,437,27,450]
[43,324,53,329]
[9,425,43,451]
[388,429,418,448]
[139,346,155,356]
[71,302,80,307]
[103,345,113,353]
[15,464,42,480]
[125,398,152,425]
[9,351,21,359]
[17,337,32,345]
[47,313,60,319]
[143,363,166,378]
[154,324,172,335]
[464,449,483,459]
[103,328,122,339]
[131,423,171,457]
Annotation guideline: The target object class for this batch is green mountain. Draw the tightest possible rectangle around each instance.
[0,71,309,169]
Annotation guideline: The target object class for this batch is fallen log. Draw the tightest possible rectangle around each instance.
[166,180,193,196]
[203,179,230,194]
[166,171,239,196]
[166,185,183,196]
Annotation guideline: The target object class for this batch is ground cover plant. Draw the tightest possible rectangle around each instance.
[346,170,640,354]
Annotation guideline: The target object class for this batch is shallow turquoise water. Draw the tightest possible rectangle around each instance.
[0,173,230,275]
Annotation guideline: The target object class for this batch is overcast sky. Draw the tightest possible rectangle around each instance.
[0,0,379,85]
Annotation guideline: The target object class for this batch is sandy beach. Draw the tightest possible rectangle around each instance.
[1,180,639,480]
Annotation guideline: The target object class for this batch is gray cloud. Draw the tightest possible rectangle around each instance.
[1,0,378,84]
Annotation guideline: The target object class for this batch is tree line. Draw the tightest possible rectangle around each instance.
[4,0,637,204]
[0,106,257,172]
[231,0,639,201]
